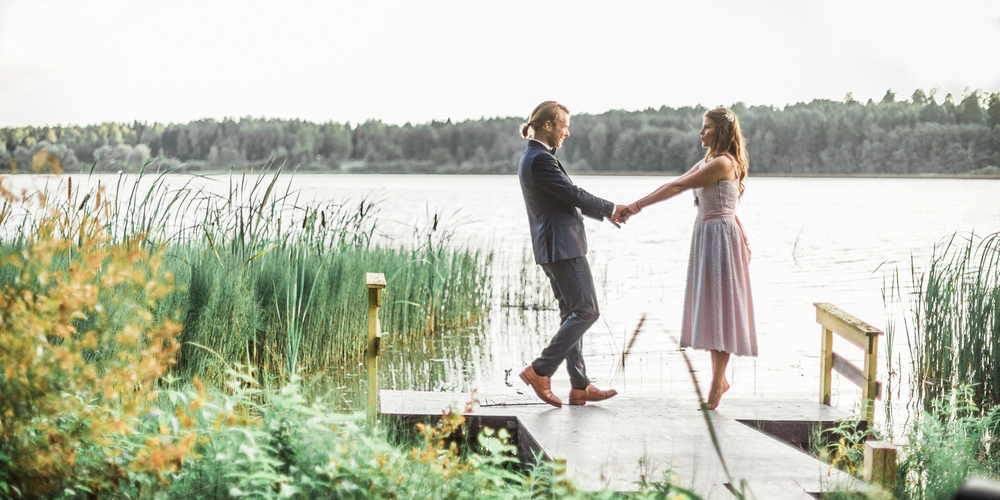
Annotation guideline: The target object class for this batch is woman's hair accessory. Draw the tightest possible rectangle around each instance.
[725,113,735,123]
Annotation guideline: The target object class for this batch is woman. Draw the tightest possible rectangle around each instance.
[620,107,756,410]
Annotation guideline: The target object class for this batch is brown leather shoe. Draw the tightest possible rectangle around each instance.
[519,365,562,407]
[568,384,618,405]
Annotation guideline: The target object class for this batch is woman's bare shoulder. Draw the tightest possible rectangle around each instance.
[705,154,737,180]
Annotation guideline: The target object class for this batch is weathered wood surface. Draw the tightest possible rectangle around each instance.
[832,352,883,400]
[814,302,882,352]
[382,390,865,499]
[815,302,883,424]
[365,272,387,289]
[864,441,898,493]
[365,273,386,429]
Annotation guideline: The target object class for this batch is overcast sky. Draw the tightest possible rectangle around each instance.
[1,0,999,128]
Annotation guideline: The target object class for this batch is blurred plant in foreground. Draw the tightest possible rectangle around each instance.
[0,178,191,496]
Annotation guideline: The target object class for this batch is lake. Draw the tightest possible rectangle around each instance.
[6,172,1000,432]
[296,173,1000,433]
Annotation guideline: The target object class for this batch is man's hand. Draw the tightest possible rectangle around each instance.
[609,204,630,227]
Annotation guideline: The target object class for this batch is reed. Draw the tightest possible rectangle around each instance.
[0,170,495,391]
[173,241,493,382]
[499,248,555,311]
[907,232,1000,413]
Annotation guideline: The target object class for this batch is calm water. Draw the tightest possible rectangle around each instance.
[6,173,1000,431]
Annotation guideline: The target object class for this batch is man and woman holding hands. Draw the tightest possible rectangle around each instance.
[517,101,756,410]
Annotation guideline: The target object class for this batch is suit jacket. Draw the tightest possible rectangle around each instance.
[518,140,614,265]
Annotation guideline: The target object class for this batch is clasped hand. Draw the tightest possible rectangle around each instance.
[609,203,640,227]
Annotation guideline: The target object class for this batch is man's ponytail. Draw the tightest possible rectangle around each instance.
[520,101,569,139]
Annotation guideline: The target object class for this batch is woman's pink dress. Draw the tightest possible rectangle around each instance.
[680,161,757,356]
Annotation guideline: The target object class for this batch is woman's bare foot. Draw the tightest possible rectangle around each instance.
[707,379,730,410]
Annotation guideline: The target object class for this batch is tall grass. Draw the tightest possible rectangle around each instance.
[171,236,493,386]
[871,231,1000,498]
[905,232,1000,413]
[0,170,495,394]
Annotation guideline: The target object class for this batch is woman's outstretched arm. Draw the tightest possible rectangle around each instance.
[627,156,734,214]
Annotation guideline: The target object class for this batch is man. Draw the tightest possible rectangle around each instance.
[517,100,626,408]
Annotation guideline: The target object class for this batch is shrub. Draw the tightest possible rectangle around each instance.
[141,370,703,500]
[0,182,190,496]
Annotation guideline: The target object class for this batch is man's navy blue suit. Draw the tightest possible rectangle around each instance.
[518,139,614,390]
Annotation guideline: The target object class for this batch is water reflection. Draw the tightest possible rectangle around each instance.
[374,308,558,395]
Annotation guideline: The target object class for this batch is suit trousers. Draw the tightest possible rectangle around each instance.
[532,256,600,390]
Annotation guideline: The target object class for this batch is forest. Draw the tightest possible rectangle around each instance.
[2,88,998,176]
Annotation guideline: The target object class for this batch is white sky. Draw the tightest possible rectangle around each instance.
[1,0,999,128]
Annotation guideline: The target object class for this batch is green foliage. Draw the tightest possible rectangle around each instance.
[0,182,190,496]
[3,89,998,174]
[895,386,1000,500]
[873,231,1000,498]
[810,392,1000,499]
[908,232,1000,413]
[1,172,495,392]
[108,369,702,499]
[813,416,882,477]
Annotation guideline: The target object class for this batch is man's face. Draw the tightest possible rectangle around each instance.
[545,111,571,149]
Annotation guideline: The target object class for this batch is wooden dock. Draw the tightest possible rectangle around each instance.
[381,390,865,499]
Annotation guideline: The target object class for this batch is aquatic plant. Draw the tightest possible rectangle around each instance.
[895,385,1000,500]
[907,232,1000,413]
[0,171,496,398]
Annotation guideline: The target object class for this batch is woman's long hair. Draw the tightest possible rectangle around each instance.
[704,107,748,197]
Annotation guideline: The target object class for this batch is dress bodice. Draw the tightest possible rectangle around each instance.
[692,161,740,215]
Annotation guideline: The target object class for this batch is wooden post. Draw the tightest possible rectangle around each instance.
[366,272,386,431]
[820,326,834,406]
[552,455,567,479]
[862,333,879,425]
[863,441,897,492]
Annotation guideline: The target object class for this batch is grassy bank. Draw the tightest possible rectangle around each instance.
[0,170,494,391]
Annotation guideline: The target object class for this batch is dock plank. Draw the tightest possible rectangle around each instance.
[381,390,863,499]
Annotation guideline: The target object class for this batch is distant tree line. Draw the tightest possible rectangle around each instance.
[2,88,998,176]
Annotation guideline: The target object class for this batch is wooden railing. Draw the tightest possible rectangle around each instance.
[816,302,896,492]
[366,272,386,431]
[815,302,883,424]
